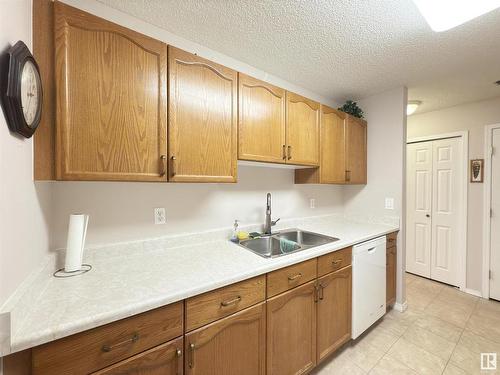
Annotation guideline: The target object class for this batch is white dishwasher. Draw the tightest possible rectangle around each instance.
[352,236,387,339]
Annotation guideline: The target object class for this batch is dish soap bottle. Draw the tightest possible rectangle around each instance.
[230,220,239,243]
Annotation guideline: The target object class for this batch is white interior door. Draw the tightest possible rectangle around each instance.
[430,138,462,286]
[490,129,500,301]
[406,142,433,278]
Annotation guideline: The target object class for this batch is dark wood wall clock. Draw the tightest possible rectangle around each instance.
[0,41,43,138]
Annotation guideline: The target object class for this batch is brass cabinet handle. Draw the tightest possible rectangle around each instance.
[282,145,287,160]
[287,145,292,160]
[102,333,139,352]
[319,283,324,300]
[188,343,195,368]
[287,273,302,281]
[171,156,177,177]
[345,170,351,182]
[332,259,342,266]
[160,155,167,177]
[314,284,319,302]
[175,348,182,375]
[220,296,241,307]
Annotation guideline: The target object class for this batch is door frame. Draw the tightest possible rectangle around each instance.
[482,123,500,299]
[407,131,468,292]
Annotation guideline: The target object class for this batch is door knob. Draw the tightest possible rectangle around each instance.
[426,214,430,218]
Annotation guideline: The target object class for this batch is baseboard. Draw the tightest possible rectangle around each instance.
[463,288,483,298]
[393,301,408,312]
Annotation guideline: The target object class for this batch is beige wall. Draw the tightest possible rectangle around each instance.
[407,96,500,292]
[0,0,52,307]
[344,87,408,305]
[50,167,344,248]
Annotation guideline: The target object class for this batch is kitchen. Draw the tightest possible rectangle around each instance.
[1,0,498,374]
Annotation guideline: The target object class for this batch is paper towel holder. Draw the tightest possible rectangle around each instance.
[53,264,92,278]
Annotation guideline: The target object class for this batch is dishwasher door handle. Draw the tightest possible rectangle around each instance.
[367,247,377,253]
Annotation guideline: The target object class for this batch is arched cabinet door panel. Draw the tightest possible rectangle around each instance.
[54,2,167,181]
[168,46,237,182]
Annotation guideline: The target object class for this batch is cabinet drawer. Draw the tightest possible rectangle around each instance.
[386,232,398,248]
[267,259,317,298]
[33,302,183,375]
[92,337,183,375]
[186,275,266,332]
[317,247,352,277]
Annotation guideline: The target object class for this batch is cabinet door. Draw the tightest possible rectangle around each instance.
[92,337,183,375]
[320,105,346,183]
[267,281,317,375]
[54,2,167,181]
[386,247,397,305]
[168,47,237,182]
[317,266,352,363]
[345,115,367,184]
[238,74,286,163]
[185,303,266,375]
[286,92,320,166]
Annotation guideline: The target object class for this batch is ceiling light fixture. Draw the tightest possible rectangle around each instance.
[412,0,500,32]
[407,100,422,116]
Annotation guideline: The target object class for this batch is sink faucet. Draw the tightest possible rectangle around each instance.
[264,193,280,235]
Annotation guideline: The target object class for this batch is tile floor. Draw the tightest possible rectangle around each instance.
[312,272,500,375]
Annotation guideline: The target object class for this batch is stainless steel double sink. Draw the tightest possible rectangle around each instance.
[238,228,339,258]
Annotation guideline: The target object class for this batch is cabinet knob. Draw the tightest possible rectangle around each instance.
[287,145,292,160]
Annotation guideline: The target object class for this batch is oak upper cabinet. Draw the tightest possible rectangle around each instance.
[317,266,352,363]
[295,105,346,184]
[168,46,237,182]
[92,337,183,375]
[346,115,367,184]
[185,303,266,375]
[54,2,168,181]
[286,92,320,166]
[238,74,286,163]
[267,281,317,375]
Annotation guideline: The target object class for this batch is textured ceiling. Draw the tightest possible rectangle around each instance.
[96,0,500,114]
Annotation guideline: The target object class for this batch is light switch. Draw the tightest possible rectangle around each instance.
[385,198,394,210]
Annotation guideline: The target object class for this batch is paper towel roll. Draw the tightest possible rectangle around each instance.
[64,214,89,272]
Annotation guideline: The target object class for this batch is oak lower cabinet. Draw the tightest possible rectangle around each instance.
[317,266,352,362]
[386,232,398,306]
[285,92,320,166]
[238,74,286,163]
[345,115,367,184]
[168,46,238,182]
[92,337,183,375]
[185,302,266,375]
[267,280,317,375]
[53,2,168,181]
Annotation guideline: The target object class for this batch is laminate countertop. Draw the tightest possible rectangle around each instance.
[1,215,399,354]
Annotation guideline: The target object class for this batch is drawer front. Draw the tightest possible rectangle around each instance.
[317,247,352,277]
[267,258,317,298]
[186,275,266,332]
[33,302,183,375]
[386,232,398,248]
[92,337,183,375]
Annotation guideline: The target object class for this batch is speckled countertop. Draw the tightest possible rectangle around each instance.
[1,215,398,354]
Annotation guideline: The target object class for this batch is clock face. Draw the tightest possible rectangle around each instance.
[20,60,42,128]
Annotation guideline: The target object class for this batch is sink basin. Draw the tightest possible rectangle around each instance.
[239,236,301,258]
[275,229,337,247]
[238,228,339,258]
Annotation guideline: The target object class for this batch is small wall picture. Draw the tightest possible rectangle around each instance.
[470,159,484,183]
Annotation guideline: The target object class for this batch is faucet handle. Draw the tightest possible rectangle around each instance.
[271,218,280,226]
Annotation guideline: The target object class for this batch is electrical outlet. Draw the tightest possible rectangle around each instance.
[385,198,394,210]
[154,208,166,224]
[310,198,316,209]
